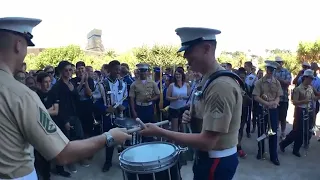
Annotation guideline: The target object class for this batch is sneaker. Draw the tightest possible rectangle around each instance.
[80,160,90,167]
[57,170,71,178]
[238,150,247,158]
[102,162,112,172]
[67,164,77,173]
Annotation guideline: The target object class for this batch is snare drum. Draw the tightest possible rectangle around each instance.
[114,117,142,146]
[119,142,186,180]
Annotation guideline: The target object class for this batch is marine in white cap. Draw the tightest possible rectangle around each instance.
[273,56,292,140]
[0,17,131,179]
[129,63,160,142]
[280,69,320,156]
[139,27,243,180]
[252,60,283,165]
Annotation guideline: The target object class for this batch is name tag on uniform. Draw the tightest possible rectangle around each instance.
[107,91,113,95]
[118,90,123,94]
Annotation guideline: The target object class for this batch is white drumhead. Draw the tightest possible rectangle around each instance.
[122,143,176,163]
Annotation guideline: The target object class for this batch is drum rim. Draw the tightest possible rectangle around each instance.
[114,117,140,128]
[119,141,180,173]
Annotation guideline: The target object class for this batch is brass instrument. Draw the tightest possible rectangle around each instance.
[302,89,313,156]
[257,104,268,160]
[257,94,276,142]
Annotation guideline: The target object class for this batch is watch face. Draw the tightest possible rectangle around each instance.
[107,134,114,147]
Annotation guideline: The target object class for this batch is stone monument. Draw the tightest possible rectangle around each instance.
[86,29,104,52]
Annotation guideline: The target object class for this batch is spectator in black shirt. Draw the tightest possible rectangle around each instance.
[35,72,71,179]
[51,61,85,173]
[71,61,95,139]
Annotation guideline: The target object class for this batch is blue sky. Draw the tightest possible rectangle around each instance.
[2,0,320,56]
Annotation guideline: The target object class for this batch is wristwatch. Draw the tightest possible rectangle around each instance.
[104,132,115,147]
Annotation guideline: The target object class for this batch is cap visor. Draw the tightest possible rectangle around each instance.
[27,39,35,46]
[177,45,189,52]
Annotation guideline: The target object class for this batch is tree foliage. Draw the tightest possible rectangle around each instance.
[217,51,248,68]
[265,48,300,75]
[132,45,185,68]
[297,40,320,63]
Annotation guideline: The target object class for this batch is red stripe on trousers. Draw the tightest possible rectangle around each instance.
[208,158,221,180]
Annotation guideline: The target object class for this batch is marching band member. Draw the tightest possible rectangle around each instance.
[237,67,250,158]
[279,69,320,157]
[129,63,160,142]
[273,56,292,140]
[244,61,257,138]
[139,27,242,180]
[252,60,283,165]
[101,60,127,172]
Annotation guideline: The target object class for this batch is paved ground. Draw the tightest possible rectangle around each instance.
[51,102,320,180]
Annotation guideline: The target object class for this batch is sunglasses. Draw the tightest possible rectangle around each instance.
[47,71,54,74]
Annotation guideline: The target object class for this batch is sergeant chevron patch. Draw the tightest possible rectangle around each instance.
[211,95,224,118]
[39,107,57,134]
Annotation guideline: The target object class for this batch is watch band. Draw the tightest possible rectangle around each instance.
[104,132,115,147]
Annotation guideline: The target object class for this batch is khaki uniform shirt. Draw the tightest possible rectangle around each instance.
[252,76,283,103]
[0,68,69,179]
[292,84,315,108]
[129,79,160,102]
[195,65,243,150]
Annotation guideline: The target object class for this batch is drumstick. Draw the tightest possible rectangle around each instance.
[127,120,170,134]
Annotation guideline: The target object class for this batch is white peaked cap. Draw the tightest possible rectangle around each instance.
[303,69,314,78]
[0,17,41,46]
[302,62,311,67]
[175,27,221,52]
[265,60,280,69]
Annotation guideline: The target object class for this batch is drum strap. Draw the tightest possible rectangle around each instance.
[199,70,245,100]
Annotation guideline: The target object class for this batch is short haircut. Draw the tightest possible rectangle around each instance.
[37,72,50,83]
[108,60,121,70]
[85,66,93,71]
[121,63,130,70]
[102,64,109,70]
[237,67,246,75]
[94,70,101,77]
[244,61,253,68]
[76,61,85,68]
[44,65,54,72]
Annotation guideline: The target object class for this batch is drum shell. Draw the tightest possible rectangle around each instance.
[119,142,181,174]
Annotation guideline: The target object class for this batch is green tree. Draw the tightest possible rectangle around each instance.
[133,45,185,68]
[297,40,320,63]
[217,51,248,68]
[35,45,84,69]
[266,49,300,75]
[116,51,139,71]
[24,53,38,71]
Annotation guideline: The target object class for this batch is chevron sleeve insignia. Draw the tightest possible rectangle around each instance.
[211,95,225,119]
[38,107,57,134]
